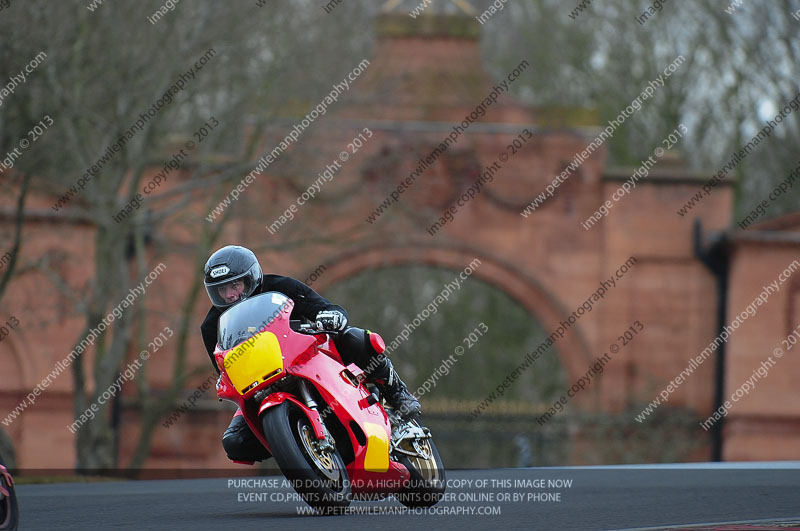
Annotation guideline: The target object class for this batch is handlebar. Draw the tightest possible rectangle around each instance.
[291,320,342,336]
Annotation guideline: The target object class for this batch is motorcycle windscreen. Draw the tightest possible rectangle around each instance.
[217,292,292,393]
[224,331,285,395]
[217,291,293,350]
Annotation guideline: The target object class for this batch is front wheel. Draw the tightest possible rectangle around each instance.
[0,461,18,531]
[262,402,352,513]
[394,426,446,508]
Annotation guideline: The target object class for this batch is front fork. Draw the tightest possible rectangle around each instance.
[295,380,335,452]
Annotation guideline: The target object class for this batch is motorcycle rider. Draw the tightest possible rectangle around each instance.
[200,245,421,464]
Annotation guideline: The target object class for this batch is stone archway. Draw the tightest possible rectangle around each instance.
[304,240,594,383]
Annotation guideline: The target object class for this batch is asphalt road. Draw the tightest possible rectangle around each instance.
[16,463,800,531]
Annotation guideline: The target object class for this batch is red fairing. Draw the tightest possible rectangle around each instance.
[211,292,430,503]
[215,372,238,402]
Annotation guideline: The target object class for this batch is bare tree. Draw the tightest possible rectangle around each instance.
[0,0,371,470]
[480,0,800,218]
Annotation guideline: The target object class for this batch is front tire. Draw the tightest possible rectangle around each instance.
[262,402,352,513]
[395,426,446,508]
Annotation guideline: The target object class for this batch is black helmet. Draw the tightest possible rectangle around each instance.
[204,245,262,310]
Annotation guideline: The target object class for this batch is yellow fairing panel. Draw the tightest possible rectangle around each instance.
[225,332,284,394]
[363,422,390,472]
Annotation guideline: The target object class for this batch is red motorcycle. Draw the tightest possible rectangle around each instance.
[0,454,17,530]
[214,292,446,513]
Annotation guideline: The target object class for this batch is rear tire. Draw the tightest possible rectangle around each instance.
[395,427,446,508]
[262,402,352,514]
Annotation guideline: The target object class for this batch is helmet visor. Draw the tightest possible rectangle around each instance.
[205,268,258,309]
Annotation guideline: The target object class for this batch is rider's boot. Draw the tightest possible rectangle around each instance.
[370,357,421,421]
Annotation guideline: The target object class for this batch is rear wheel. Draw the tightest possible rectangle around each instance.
[262,402,351,513]
[0,461,18,531]
[394,424,446,508]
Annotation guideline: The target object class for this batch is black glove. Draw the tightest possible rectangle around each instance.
[315,309,348,332]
